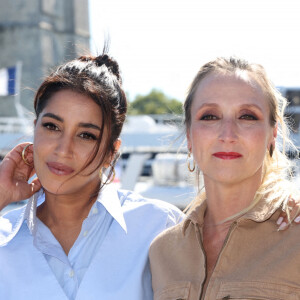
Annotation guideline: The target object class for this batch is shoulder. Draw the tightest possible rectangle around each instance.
[149,221,185,256]
[0,205,26,246]
[119,189,185,228]
[149,216,201,263]
[0,205,25,229]
[148,221,191,282]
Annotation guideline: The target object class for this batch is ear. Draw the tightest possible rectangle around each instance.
[113,138,122,153]
[270,123,277,145]
[268,123,277,152]
[103,139,122,168]
[273,123,278,139]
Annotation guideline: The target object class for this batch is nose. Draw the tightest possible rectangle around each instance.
[54,133,73,158]
[218,119,238,143]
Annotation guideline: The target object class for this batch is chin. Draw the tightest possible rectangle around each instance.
[38,175,73,194]
[206,171,244,185]
[42,183,71,196]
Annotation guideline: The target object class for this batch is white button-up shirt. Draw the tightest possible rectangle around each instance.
[0,184,184,300]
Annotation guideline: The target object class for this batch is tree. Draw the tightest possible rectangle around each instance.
[128,89,183,115]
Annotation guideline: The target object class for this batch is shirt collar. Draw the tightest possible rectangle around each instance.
[27,185,128,233]
[183,195,282,235]
[0,184,127,247]
[0,189,44,246]
[24,189,45,236]
[96,184,127,233]
[26,185,127,233]
[182,200,206,235]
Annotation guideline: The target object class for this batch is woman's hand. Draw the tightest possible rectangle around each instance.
[0,143,41,211]
[277,198,300,230]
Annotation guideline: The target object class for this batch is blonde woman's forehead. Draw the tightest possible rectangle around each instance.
[194,72,265,100]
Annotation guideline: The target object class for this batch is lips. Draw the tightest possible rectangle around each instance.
[213,152,242,160]
[47,162,75,176]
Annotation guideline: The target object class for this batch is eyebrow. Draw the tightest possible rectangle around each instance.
[42,112,101,131]
[78,122,101,131]
[197,102,263,112]
[239,103,263,112]
[197,103,218,109]
[42,112,63,122]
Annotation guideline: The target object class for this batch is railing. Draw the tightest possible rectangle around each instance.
[0,117,33,133]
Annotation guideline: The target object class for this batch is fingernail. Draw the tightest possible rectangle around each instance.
[294,216,300,223]
[276,217,283,225]
[278,222,287,231]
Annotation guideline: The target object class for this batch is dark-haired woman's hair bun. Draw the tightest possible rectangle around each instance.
[95,54,121,82]
[77,54,121,82]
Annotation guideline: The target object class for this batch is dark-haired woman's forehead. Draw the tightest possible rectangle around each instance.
[41,89,103,129]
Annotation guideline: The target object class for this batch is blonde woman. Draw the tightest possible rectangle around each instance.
[149,57,300,299]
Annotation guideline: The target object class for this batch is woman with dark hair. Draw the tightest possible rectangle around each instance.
[0,53,183,300]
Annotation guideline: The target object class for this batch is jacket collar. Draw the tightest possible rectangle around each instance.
[182,195,282,235]
[0,184,127,246]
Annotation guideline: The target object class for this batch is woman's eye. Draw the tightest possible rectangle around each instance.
[42,122,59,131]
[200,114,218,121]
[79,132,97,140]
[240,114,258,120]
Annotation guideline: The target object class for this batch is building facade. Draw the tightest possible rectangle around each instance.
[0,0,90,116]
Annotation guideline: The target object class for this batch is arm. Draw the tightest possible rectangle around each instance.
[0,143,41,211]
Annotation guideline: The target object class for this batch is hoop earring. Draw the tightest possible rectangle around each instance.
[108,166,115,184]
[269,144,274,158]
[99,169,103,180]
[22,143,34,166]
[187,151,195,172]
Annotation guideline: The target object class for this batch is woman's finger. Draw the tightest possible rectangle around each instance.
[277,197,300,230]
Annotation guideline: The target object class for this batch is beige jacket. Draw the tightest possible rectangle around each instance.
[149,199,300,300]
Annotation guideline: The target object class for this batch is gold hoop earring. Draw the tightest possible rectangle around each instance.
[187,151,195,172]
[106,166,116,184]
[269,144,274,158]
[99,169,103,180]
[108,167,116,184]
[22,143,33,166]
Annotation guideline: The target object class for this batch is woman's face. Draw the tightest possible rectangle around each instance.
[34,89,107,196]
[187,72,276,186]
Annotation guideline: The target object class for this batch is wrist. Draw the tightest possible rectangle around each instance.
[0,192,10,212]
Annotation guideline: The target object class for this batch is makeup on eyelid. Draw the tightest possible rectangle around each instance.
[33,89,105,196]
[187,73,275,185]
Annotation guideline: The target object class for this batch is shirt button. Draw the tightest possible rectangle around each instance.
[92,207,98,214]
[83,230,88,237]
[69,269,74,278]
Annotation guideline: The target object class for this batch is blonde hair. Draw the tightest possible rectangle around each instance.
[184,57,299,220]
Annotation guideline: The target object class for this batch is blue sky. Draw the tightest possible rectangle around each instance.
[89,0,300,102]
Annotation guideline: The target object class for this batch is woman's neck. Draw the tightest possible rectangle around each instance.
[36,186,98,230]
[203,173,262,226]
[36,188,99,255]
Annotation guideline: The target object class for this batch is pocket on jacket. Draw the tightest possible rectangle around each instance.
[154,281,191,300]
[216,281,300,300]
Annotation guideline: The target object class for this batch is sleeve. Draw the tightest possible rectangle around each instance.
[165,205,185,228]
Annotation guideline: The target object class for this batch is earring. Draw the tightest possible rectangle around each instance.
[22,143,34,166]
[269,144,274,158]
[99,169,103,179]
[187,151,195,172]
[108,167,116,184]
